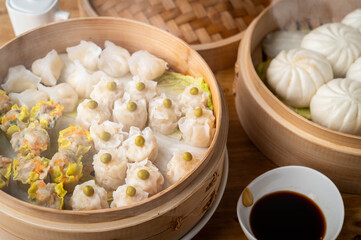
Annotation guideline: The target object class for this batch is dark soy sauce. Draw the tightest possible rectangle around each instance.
[250,191,326,240]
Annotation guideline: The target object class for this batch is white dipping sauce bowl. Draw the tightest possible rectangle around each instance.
[237,166,344,240]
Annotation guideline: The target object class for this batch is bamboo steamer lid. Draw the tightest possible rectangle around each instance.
[235,0,361,194]
[0,17,229,238]
[78,0,271,71]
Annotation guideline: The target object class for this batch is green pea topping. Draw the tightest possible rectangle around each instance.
[99,131,111,141]
[83,185,94,196]
[136,82,145,91]
[100,153,112,164]
[87,100,98,109]
[190,87,199,95]
[107,81,117,91]
[135,135,145,147]
[126,186,136,197]
[194,107,203,117]
[127,101,137,112]
[137,169,150,180]
[163,98,172,108]
[182,152,193,161]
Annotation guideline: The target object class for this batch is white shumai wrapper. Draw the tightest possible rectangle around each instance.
[262,30,306,58]
[123,127,158,162]
[1,65,41,93]
[128,50,167,80]
[346,57,361,82]
[166,151,201,185]
[342,9,361,33]
[125,76,158,102]
[267,48,333,108]
[38,83,78,113]
[66,61,100,98]
[70,180,109,210]
[98,40,130,77]
[9,89,49,109]
[93,148,128,190]
[148,94,182,135]
[76,99,111,129]
[301,23,361,78]
[112,93,148,132]
[178,84,209,113]
[310,78,361,135]
[66,40,101,71]
[178,107,216,148]
[31,49,64,86]
[110,184,149,208]
[90,73,124,109]
[125,159,164,195]
[90,120,128,151]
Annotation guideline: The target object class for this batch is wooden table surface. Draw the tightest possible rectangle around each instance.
[0,0,360,239]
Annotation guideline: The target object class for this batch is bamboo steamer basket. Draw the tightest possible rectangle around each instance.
[235,0,361,194]
[0,17,228,239]
[77,0,271,71]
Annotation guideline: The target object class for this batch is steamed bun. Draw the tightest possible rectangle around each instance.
[301,23,361,77]
[346,57,361,82]
[310,78,361,135]
[342,9,361,33]
[267,48,333,108]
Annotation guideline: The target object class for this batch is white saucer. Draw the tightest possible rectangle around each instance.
[181,149,229,240]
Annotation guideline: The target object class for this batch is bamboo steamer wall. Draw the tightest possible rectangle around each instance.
[236,0,361,194]
[0,18,228,239]
[77,0,271,71]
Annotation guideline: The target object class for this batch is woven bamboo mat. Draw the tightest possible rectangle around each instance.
[88,0,270,44]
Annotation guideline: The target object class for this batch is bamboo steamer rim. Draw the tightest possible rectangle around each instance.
[238,0,361,155]
[0,17,229,217]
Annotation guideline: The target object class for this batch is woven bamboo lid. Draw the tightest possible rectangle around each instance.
[78,0,271,71]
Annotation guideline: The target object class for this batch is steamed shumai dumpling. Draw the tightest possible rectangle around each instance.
[342,9,361,33]
[178,107,216,148]
[76,99,111,129]
[267,48,333,107]
[90,73,124,109]
[31,49,64,86]
[125,76,158,102]
[66,40,101,71]
[128,50,167,80]
[148,94,181,135]
[66,61,101,98]
[93,148,128,190]
[111,184,149,208]
[166,151,201,185]
[310,78,361,135]
[123,127,158,162]
[90,120,128,151]
[98,40,130,77]
[1,65,41,93]
[301,23,361,77]
[112,93,148,132]
[38,83,78,113]
[9,89,49,109]
[178,85,209,113]
[125,159,164,195]
[70,180,109,210]
[346,57,361,82]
